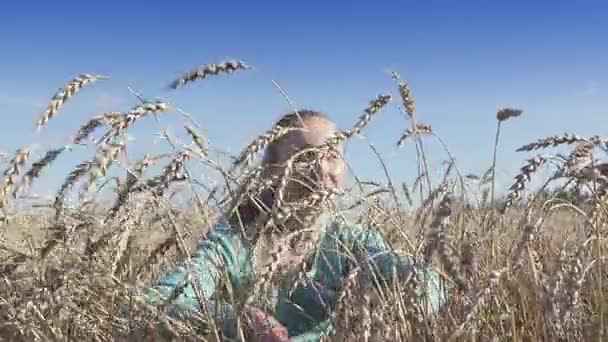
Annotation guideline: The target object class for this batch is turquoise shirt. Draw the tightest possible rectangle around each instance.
[144,215,449,341]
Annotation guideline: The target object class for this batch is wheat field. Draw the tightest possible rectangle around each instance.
[0,62,607,341]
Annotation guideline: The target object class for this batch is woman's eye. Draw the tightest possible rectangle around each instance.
[328,150,341,160]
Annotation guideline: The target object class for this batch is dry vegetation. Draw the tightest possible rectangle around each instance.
[1,61,608,341]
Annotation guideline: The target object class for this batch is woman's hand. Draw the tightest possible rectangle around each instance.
[249,308,290,342]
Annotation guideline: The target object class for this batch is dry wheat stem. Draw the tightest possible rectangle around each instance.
[392,72,432,200]
[184,125,209,157]
[54,143,125,220]
[135,150,192,198]
[135,235,177,276]
[490,121,502,208]
[417,182,452,225]
[450,267,508,340]
[402,183,414,206]
[423,194,452,262]
[86,142,128,191]
[366,143,410,240]
[105,154,155,222]
[109,223,134,276]
[491,108,523,207]
[510,222,538,271]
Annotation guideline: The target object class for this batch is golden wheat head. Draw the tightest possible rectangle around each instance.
[74,112,122,144]
[100,101,172,144]
[169,60,250,89]
[397,123,432,147]
[516,133,587,152]
[501,155,547,213]
[0,148,32,204]
[36,73,108,130]
[391,71,416,116]
[496,107,523,122]
[14,147,67,196]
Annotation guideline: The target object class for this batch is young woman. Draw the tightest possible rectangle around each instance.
[143,110,450,341]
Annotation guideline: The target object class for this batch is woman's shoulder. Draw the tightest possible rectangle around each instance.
[319,215,369,240]
[197,217,232,241]
[319,214,393,251]
[200,215,250,239]
[194,216,249,253]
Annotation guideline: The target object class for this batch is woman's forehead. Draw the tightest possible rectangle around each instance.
[298,116,338,146]
[273,116,344,160]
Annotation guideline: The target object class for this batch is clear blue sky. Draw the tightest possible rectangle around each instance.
[1,1,607,199]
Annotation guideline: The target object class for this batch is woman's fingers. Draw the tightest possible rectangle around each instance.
[250,309,290,341]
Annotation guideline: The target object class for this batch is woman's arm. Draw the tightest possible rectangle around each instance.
[280,219,450,341]
[335,220,450,314]
[143,223,242,324]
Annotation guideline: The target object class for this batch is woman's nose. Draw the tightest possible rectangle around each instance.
[323,159,344,186]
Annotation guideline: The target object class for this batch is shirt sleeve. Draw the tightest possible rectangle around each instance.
[334,220,450,314]
[142,221,242,323]
[289,320,335,342]
[283,219,451,341]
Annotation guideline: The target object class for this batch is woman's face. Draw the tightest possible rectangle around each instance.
[271,116,346,191]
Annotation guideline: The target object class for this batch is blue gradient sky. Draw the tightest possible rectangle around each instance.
[1,1,607,198]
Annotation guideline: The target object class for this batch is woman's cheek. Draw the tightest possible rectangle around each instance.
[321,159,344,187]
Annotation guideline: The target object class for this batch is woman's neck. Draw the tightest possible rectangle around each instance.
[228,184,329,242]
[228,188,274,233]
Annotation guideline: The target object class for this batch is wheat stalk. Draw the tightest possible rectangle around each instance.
[391,71,415,116]
[234,126,295,168]
[562,136,602,175]
[137,150,192,197]
[491,107,523,206]
[425,194,467,293]
[110,224,133,276]
[53,142,125,219]
[0,148,32,205]
[184,125,209,156]
[501,155,547,213]
[496,108,523,122]
[36,74,108,130]
[511,223,538,271]
[516,133,588,152]
[99,101,172,144]
[105,154,155,221]
[451,267,508,339]
[169,60,250,89]
[397,124,432,147]
[341,94,392,140]
[136,235,177,276]
[74,112,122,144]
[391,71,433,199]
[13,147,68,196]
